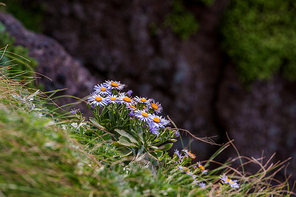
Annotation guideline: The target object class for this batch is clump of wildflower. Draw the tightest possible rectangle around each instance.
[220,174,240,189]
[89,80,171,131]
[87,79,179,164]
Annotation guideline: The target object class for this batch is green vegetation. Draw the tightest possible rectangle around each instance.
[220,0,296,83]
[0,0,44,32]
[0,1,294,192]
[0,22,38,89]
[0,60,294,196]
[165,0,199,40]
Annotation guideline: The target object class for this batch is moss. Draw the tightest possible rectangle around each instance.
[220,0,296,84]
[165,0,199,40]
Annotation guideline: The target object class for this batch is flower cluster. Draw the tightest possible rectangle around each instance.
[86,80,241,192]
[174,149,209,187]
[88,80,170,136]
[174,149,240,190]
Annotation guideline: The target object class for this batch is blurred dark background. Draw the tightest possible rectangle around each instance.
[1,0,296,189]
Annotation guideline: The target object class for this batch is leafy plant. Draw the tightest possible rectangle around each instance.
[86,80,178,161]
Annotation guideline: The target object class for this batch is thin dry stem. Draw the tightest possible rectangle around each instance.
[0,44,9,60]
[167,116,220,146]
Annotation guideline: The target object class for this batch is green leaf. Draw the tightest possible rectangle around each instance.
[148,145,158,150]
[102,134,113,141]
[89,117,106,130]
[108,111,113,122]
[137,127,144,143]
[136,145,145,157]
[150,150,163,159]
[115,129,138,144]
[118,136,135,147]
[111,142,131,153]
[158,143,173,151]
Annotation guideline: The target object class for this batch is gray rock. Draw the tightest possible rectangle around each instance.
[217,62,296,185]
[0,12,97,115]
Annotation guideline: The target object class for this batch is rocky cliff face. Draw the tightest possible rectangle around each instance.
[1,0,296,186]
[217,62,296,179]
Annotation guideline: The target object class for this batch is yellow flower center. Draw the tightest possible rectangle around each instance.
[188,151,196,159]
[151,103,158,110]
[101,87,107,91]
[123,97,131,103]
[130,105,136,109]
[153,117,161,123]
[110,97,116,101]
[226,178,230,182]
[141,112,148,117]
[140,98,147,102]
[200,165,205,171]
[186,170,190,173]
[95,96,102,102]
[229,181,234,184]
[111,82,118,87]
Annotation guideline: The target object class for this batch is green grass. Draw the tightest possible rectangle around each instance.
[0,22,39,89]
